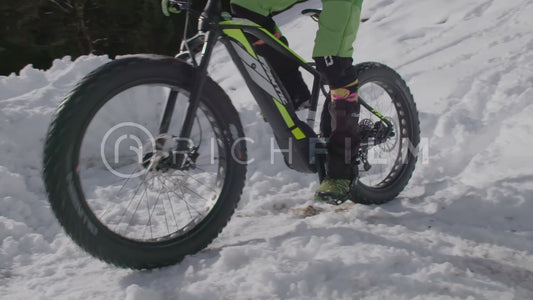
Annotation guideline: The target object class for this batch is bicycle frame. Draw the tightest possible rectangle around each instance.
[165,14,326,173]
[219,20,324,173]
[161,0,395,174]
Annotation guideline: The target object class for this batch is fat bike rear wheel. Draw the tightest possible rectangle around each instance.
[320,62,420,205]
[43,55,247,269]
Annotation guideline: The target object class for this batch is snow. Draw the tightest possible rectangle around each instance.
[1,0,533,298]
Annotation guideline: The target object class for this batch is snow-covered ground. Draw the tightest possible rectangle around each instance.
[1,0,533,298]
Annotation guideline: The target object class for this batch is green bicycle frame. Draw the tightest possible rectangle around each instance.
[218,19,324,173]
[161,0,396,176]
[172,15,325,173]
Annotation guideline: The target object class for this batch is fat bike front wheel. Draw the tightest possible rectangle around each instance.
[320,62,420,205]
[43,55,247,269]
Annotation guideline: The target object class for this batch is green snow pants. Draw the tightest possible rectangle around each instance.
[230,0,363,58]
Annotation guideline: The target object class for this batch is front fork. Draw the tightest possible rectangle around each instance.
[155,30,219,168]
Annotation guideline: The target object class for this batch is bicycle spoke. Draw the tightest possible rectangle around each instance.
[167,169,219,194]
[99,163,143,220]
[123,177,150,236]
[173,176,212,204]
[358,81,403,187]
[143,176,154,239]
[157,176,200,220]
[113,172,150,232]
[158,184,171,235]
[143,180,163,239]
[165,189,180,230]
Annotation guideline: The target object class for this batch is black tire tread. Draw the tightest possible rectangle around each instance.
[353,62,420,205]
[318,62,420,205]
[43,55,246,269]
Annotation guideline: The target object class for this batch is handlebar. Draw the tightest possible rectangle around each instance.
[167,0,222,31]
[168,0,189,12]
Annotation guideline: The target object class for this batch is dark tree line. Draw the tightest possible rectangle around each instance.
[0,0,230,75]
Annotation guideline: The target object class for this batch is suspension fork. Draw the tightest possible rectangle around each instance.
[156,30,219,167]
[157,90,178,150]
[178,30,219,139]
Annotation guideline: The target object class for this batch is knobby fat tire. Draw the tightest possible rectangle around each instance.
[320,62,420,205]
[43,55,247,269]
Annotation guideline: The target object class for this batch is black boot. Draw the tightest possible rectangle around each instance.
[327,98,360,179]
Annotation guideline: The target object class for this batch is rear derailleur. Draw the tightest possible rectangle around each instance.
[357,119,395,171]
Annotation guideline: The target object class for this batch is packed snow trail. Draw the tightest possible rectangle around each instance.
[1,0,533,298]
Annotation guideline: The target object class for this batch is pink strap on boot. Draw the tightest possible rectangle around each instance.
[331,88,358,102]
[330,79,359,102]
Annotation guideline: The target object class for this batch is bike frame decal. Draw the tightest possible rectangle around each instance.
[291,128,306,140]
[273,99,306,140]
[220,19,307,64]
[230,41,287,104]
[273,100,294,127]
[257,28,307,64]
[228,40,305,140]
[223,28,257,59]
[216,21,324,132]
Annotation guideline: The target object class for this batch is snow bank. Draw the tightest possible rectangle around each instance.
[1,0,532,299]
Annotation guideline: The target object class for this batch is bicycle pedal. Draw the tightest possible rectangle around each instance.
[326,197,350,206]
[317,193,350,206]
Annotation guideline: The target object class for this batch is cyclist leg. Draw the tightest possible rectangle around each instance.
[314,0,363,202]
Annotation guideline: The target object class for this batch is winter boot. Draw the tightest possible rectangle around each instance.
[315,78,360,204]
[315,178,352,205]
